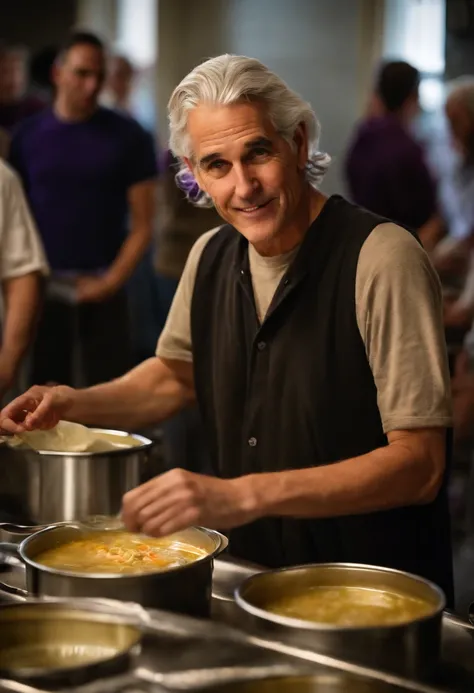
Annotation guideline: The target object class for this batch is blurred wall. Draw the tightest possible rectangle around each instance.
[155,0,384,195]
[445,0,474,80]
[73,0,384,195]
[1,0,77,50]
[75,0,117,42]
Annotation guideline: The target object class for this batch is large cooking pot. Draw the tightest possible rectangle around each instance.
[0,523,228,618]
[235,564,445,680]
[0,428,153,526]
[0,599,142,688]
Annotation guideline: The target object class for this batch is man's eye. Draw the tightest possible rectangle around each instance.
[250,147,270,160]
[209,160,226,170]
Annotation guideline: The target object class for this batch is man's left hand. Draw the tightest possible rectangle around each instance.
[76,275,117,303]
[121,469,257,537]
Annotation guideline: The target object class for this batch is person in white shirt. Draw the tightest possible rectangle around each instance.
[0,159,48,399]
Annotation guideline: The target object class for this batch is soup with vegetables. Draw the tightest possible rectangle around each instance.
[35,531,207,575]
[263,586,434,627]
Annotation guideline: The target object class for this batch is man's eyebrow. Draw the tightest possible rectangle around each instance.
[198,137,273,167]
[199,152,221,167]
[244,137,273,150]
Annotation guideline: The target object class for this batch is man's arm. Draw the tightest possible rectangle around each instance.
[243,428,445,518]
[0,356,194,433]
[0,161,48,395]
[105,179,156,290]
[122,427,446,536]
[0,273,42,393]
[76,179,156,302]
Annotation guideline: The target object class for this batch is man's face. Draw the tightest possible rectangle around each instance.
[53,44,105,116]
[0,52,26,102]
[186,101,308,252]
[107,57,134,101]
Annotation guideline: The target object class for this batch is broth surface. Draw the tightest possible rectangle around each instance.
[263,586,434,626]
[35,531,207,574]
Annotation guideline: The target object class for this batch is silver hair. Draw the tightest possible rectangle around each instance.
[168,54,331,208]
[447,76,474,120]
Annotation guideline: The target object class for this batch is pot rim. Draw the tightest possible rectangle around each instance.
[17,428,154,457]
[17,525,227,580]
[234,562,446,632]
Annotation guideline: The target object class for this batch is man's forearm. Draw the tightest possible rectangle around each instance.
[104,226,152,292]
[1,273,41,370]
[241,429,445,520]
[63,358,194,429]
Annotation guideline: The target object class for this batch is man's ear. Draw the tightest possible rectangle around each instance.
[184,155,204,189]
[293,122,309,171]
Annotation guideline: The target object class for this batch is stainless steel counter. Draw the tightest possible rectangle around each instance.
[0,557,473,692]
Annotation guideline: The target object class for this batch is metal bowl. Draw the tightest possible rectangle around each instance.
[235,563,445,679]
[0,600,141,688]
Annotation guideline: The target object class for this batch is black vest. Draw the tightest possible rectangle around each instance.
[190,195,454,605]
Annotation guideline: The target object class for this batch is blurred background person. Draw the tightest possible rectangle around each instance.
[345,60,441,250]
[431,78,474,291]
[0,159,48,402]
[101,53,135,115]
[0,44,46,132]
[28,45,58,105]
[9,31,158,388]
[101,51,163,364]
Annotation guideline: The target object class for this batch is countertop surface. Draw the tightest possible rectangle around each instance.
[0,557,473,693]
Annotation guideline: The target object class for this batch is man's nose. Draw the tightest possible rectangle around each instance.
[233,164,260,200]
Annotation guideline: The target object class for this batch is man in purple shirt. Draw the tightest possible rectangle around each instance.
[9,32,157,387]
[345,61,438,241]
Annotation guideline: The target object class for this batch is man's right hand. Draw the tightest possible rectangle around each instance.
[0,385,75,435]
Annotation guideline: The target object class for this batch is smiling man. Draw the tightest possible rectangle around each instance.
[0,55,454,603]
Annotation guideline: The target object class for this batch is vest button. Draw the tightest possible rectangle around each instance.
[248,436,257,447]
[257,341,266,351]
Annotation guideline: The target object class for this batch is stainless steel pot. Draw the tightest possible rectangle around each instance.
[0,428,153,526]
[0,600,142,688]
[0,522,229,618]
[235,563,445,680]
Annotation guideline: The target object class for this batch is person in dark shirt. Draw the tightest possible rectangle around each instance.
[9,32,157,387]
[345,61,439,246]
[0,45,46,131]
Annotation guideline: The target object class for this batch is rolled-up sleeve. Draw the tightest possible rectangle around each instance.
[356,222,452,433]
[0,162,49,280]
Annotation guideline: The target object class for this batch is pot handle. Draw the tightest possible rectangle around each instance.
[215,531,229,556]
[0,522,38,535]
[0,542,28,599]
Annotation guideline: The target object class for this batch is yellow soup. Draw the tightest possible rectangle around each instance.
[35,531,207,575]
[263,586,434,627]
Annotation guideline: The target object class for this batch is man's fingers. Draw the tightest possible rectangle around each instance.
[140,505,201,538]
[23,393,57,429]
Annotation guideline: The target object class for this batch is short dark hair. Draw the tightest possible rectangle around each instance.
[56,31,105,63]
[376,61,420,112]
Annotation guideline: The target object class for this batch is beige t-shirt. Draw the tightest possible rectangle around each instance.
[0,160,49,281]
[157,222,452,433]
